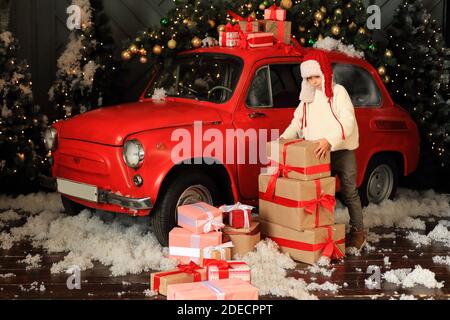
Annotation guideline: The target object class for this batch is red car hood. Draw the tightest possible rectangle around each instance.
[58,100,223,146]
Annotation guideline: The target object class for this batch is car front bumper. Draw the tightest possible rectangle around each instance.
[39,175,153,211]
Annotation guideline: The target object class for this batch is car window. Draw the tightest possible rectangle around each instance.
[247,64,301,109]
[332,63,382,107]
[270,64,301,109]
[246,66,272,108]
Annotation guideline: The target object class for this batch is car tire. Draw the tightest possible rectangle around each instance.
[359,155,399,207]
[151,170,223,246]
[61,195,88,216]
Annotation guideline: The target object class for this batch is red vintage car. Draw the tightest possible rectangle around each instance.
[43,44,420,245]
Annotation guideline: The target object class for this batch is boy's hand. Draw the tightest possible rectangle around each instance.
[314,139,331,160]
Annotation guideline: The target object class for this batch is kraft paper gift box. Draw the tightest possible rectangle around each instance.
[177,202,224,234]
[262,20,292,45]
[167,279,259,300]
[169,227,222,265]
[200,242,233,265]
[260,220,346,265]
[203,259,251,282]
[238,18,260,33]
[264,4,286,21]
[150,262,207,296]
[220,203,254,230]
[267,139,331,182]
[259,174,336,231]
[223,222,261,257]
[245,32,274,48]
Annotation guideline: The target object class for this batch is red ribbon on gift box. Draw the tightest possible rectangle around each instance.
[269,226,345,260]
[260,179,336,227]
[203,259,248,280]
[220,23,241,47]
[263,139,331,199]
[226,10,257,33]
[153,261,203,292]
[268,4,278,20]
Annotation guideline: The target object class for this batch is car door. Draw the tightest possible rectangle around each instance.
[233,60,302,200]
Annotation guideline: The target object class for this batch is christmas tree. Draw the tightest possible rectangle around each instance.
[49,0,121,121]
[122,0,394,80]
[386,0,450,168]
[0,30,48,193]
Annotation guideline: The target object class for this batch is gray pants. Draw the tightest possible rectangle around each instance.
[331,150,364,231]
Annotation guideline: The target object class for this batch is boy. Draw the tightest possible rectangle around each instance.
[280,50,366,251]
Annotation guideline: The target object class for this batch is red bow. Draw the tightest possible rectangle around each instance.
[203,259,247,280]
[268,4,278,20]
[153,261,202,292]
[319,227,345,260]
[225,22,241,32]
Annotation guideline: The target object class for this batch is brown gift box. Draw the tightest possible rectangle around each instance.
[259,174,336,231]
[260,220,346,265]
[223,222,261,257]
[150,267,207,296]
[262,20,292,44]
[267,139,331,181]
[238,20,260,33]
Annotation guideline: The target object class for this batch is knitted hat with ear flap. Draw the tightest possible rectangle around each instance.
[299,50,346,141]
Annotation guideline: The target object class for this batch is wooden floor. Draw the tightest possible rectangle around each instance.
[0,217,449,300]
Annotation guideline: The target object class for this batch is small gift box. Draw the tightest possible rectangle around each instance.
[223,222,261,257]
[201,242,234,264]
[259,175,336,231]
[219,23,241,47]
[264,4,286,21]
[238,17,260,33]
[169,227,222,265]
[245,32,274,48]
[260,221,346,265]
[204,259,251,282]
[177,202,224,234]
[263,20,292,44]
[150,262,206,296]
[220,203,254,229]
[167,279,259,300]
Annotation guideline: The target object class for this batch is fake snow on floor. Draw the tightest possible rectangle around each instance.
[0,188,449,299]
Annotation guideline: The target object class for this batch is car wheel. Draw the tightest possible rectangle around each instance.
[151,170,223,246]
[61,195,88,216]
[359,155,399,207]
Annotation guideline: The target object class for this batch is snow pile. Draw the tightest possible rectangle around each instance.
[406,223,450,247]
[143,289,158,297]
[19,254,42,270]
[396,217,426,230]
[19,282,46,292]
[432,256,450,266]
[382,265,444,289]
[0,193,63,215]
[335,189,450,228]
[50,252,94,274]
[242,240,317,300]
[406,232,431,247]
[438,220,450,227]
[306,281,342,293]
[367,232,396,243]
[0,210,21,222]
[307,264,335,277]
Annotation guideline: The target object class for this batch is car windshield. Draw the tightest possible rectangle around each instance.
[145,53,243,103]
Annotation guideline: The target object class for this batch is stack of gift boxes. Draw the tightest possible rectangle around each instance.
[150,202,261,300]
[219,4,292,49]
[259,139,346,265]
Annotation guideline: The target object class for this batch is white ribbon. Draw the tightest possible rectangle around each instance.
[202,242,234,260]
[169,246,201,258]
[191,203,224,233]
[202,281,225,300]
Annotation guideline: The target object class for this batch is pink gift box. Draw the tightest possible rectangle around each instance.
[264,5,286,21]
[205,260,252,282]
[167,279,259,300]
[169,228,222,265]
[177,202,224,234]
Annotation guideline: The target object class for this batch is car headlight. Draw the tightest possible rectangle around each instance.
[44,127,58,151]
[123,140,145,169]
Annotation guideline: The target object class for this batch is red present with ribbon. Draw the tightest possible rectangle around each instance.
[264,4,286,21]
[220,203,253,230]
[244,32,274,48]
[150,262,207,296]
[203,259,251,282]
[259,175,336,231]
[219,23,240,47]
[260,221,346,265]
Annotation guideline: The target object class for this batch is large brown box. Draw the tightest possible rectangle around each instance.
[267,139,331,181]
[259,174,336,231]
[260,220,346,265]
[262,20,292,44]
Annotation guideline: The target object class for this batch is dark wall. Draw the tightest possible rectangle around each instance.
[9,0,173,112]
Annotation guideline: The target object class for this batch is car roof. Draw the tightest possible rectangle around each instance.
[178,45,365,65]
